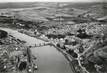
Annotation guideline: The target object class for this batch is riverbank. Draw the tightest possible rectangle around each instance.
[17,28,85,73]
[51,43,85,73]
[0,27,45,46]
[0,27,73,73]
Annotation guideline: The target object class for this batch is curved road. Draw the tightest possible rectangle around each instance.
[0,27,72,73]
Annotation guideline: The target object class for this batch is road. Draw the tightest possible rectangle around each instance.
[0,27,72,73]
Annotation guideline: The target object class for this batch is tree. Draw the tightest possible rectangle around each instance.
[0,30,8,39]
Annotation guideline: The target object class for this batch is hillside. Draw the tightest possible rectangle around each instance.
[0,2,106,22]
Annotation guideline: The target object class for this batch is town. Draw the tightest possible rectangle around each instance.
[0,2,107,73]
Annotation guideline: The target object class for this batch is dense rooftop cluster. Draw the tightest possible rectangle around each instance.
[0,30,28,73]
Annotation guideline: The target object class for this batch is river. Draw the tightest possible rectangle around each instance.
[0,27,72,73]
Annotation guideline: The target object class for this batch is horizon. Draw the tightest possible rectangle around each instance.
[0,0,105,3]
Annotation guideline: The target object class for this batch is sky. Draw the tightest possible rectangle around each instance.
[0,0,105,2]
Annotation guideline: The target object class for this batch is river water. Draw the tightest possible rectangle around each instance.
[0,27,72,73]
[31,46,72,73]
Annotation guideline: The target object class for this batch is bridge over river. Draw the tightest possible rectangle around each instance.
[0,27,73,73]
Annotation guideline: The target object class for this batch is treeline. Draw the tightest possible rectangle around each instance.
[0,29,8,39]
[0,16,13,23]
[46,34,65,39]
[0,16,44,29]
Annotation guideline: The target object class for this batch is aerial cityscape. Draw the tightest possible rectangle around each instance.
[0,0,107,73]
